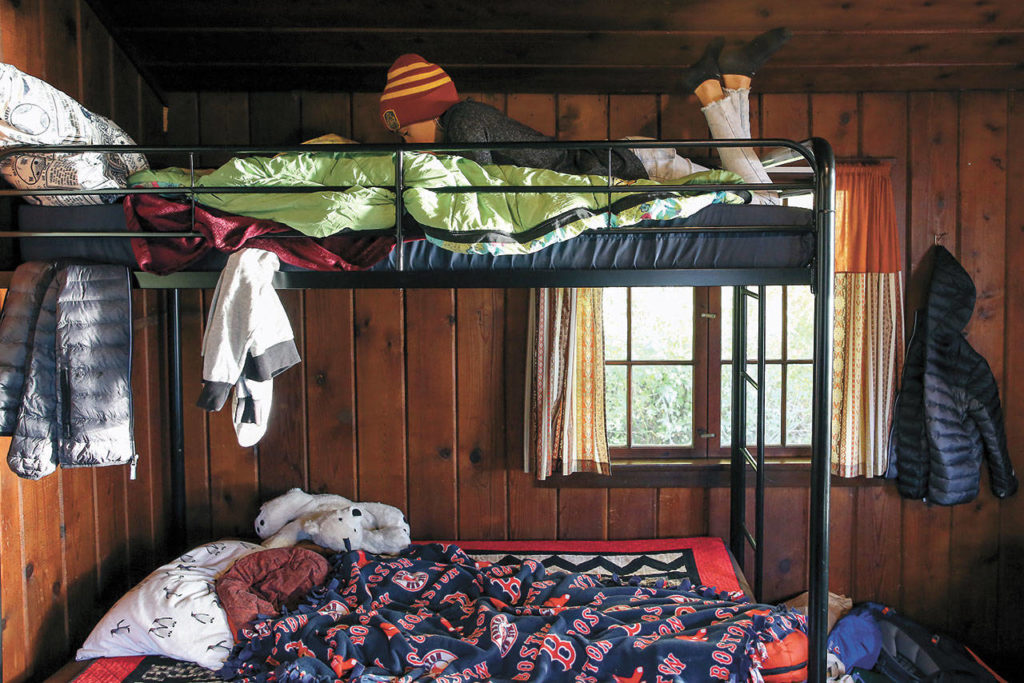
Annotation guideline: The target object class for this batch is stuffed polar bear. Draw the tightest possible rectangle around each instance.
[255,488,411,555]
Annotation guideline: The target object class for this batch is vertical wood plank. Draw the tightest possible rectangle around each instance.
[949,91,1006,656]
[608,489,657,541]
[901,90,959,633]
[300,92,352,141]
[657,489,709,538]
[456,289,507,540]
[762,487,808,603]
[197,91,249,167]
[811,94,858,158]
[610,94,658,140]
[405,290,458,540]
[111,46,140,142]
[506,289,558,540]
[20,474,68,675]
[40,0,78,98]
[78,1,111,116]
[352,92,392,143]
[558,489,608,540]
[256,291,308,498]
[855,92,908,608]
[354,290,406,508]
[760,94,810,146]
[0,0,43,77]
[125,291,156,581]
[0,437,29,681]
[998,89,1024,660]
[305,290,358,499]
[557,94,608,141]
[180,291,210,545]
[203,289,259,539]
[508,94,556,137]
[250,91,302,145]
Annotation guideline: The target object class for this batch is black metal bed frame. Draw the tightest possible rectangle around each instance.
[0,137,835,681]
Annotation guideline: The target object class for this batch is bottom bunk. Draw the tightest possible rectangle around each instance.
[48,537,807,683]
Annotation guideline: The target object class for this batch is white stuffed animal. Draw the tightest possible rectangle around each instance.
[254,487,352,539]
[256,488,411,555]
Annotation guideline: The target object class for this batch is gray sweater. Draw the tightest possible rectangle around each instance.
[440,100,649,180]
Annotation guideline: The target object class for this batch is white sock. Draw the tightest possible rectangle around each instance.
[232,378,273,447]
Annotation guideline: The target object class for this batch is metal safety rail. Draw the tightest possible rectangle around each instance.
[0,137,834,680]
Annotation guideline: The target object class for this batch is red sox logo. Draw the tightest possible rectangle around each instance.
[393,570,430,592]
[421,648,457,675]
[489,614,519,657]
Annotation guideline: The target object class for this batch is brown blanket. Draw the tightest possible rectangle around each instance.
[215,547,329,637]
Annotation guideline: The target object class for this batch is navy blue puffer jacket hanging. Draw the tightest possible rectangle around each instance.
[887,246,1017,505]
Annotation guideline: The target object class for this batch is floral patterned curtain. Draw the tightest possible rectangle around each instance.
[831,163,904,477]
[525,288,609,480]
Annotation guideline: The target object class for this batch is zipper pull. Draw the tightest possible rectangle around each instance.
[129,453,139,481]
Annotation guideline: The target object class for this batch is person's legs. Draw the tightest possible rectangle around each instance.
[701,88,778,204]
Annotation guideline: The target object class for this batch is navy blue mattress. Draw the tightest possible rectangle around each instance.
[16,202,814,273]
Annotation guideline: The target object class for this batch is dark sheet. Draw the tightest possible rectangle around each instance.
[17,203,814,274]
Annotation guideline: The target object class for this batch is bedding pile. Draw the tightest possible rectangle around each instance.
[219,543,805,682]
[129,153,747,256]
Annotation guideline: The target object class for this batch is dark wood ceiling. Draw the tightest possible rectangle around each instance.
[86,0,1024,95]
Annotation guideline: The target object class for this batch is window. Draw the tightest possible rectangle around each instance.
[602,284,814,462]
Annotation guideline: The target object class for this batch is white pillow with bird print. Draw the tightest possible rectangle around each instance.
[77,540,260,670]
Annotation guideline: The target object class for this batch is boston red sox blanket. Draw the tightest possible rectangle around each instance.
[220,543,804,682]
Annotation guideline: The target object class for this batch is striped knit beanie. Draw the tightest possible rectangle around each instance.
[379,54,460,132]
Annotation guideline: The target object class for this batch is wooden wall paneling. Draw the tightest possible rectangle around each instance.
[78,0,112,116]
[351,92,392,144]
[405,290,458,540]
[809,93,860,600]
[455,289,507,540]
[761,488,809,603]
[507,94,556,137]
[300,92,352,141]
[197,91,249,167]
[555,94,610,540]
[948,91,1007,657]
[111,46,140,141]
[462,92,505,114]
[607,93,659,541]
[557,94,609,142]
[203,288,259,539]
[166,91,200,145]
[656,488,709,538]
[250,92,302,145]
[0,0,42,77]
[124,292,156,581]
[59,465,98,649]
[140,84,167,147]
[759,94,810,145]
[41,0,77,97]
[998,89,1024,661]
[503,96,558,540]
[900,91,959,633]
[505,289,557,540]
[20,474,68,676]
[256,290,309,498]
[305,291,358,500]
[1,436,29,681]
[354,290,407,509]
[93,459,129,605]
[853,92,908,609]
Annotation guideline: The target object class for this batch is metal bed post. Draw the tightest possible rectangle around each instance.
[808,137,836,682]
[730,285,767,602]
[167,288,187,551]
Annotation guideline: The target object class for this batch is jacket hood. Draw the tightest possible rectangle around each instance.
[926,246,976,335]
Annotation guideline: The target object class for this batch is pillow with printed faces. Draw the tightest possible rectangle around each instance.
[0,63,148,206]
[76,540,260,670]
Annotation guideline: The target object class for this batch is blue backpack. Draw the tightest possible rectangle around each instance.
[831,603,1002,682]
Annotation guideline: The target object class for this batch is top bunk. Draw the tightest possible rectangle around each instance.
[0,137,835,290]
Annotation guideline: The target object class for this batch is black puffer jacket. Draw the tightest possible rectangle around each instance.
[0,262,135,479]
[888,246,1017,505]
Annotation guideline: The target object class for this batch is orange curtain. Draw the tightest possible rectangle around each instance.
[831,163,904,477]
[526,288,609,480]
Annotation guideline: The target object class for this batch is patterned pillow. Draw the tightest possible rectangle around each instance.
[0,63,148,206]
[76,540,260,670]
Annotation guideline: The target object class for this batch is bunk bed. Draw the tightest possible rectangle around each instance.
[0,137,835,682]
